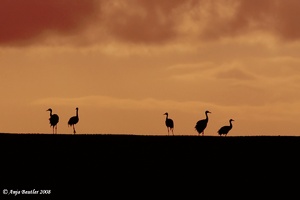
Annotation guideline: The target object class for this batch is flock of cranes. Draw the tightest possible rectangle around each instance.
[46,107,79,134]
[164,110,234,136]
[46,107,233,136]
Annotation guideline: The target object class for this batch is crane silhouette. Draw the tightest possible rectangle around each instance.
[195,110,211,136]
[218,119,234,136]
[164,112,174,136]
[46,108,59,134]
[68,107,79,134]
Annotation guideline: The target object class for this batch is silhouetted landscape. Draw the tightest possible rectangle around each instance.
[1,133,300,198]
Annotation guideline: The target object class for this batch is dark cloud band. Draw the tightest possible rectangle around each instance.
[1,0,300,46]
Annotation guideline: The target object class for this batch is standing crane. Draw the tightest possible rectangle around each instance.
[164,112,174,136]
[195,110,211,136]
[46,108,59,134]
[68,107,79,134]
[218,119,234,136]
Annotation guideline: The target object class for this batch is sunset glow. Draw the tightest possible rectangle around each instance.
[1,0,300,136]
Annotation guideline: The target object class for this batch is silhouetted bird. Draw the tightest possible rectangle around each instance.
[195,110,211,136]
[218,119,234,136]
[68,107,79,134]
[164,112,174,135]
[46,108,59,134]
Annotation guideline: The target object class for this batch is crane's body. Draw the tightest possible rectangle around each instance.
[218,119,234,136]
[47,108,59,134]
[68,107,79,134]
[195,111,211,136]
[164,112,174,135]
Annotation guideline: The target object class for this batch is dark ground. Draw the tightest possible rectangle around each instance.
[0,133,299,198]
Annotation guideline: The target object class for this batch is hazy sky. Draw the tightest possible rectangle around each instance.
[1,0,300,136]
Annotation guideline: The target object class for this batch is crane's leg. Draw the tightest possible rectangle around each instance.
[55,125,57,134]
[73,125,76,134]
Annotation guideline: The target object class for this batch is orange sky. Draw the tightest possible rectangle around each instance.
[1,0,300,136]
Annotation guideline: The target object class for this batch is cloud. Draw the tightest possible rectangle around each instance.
[3,0,300,46]
[98,0,300,44]
[215,68,256,80]
[200,0,300,41]
[166,62,216,81]
[0,0,198,46]
[259,56,300,77]
[100,0,197,44]
[32,95,218,113]
[0,0,99,46]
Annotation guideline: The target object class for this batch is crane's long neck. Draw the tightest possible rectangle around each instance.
[165,114,168,120]
[76,109,78,117]
[205,112,209,121]
[229,120,233,127]
[49,110,52,117]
